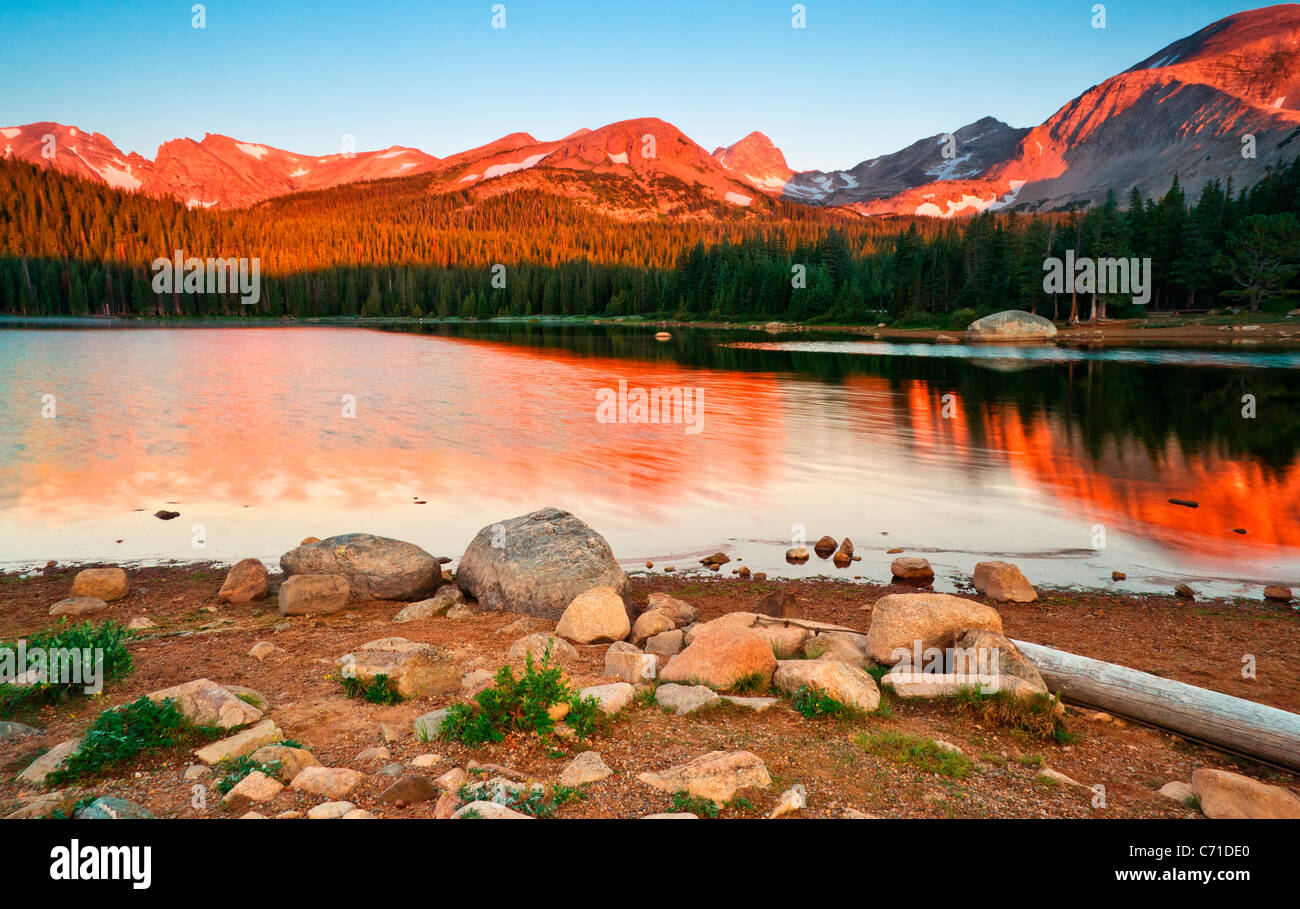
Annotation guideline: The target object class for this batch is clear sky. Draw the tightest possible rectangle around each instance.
[0,0,1270,171]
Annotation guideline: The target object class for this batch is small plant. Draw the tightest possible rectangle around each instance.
[439,647,607,745]
[730,672,769,695]
[213,754,283,794]
[790,685,848,718]
[338,672,403,705]
[960,689,1075,744]
[47,696,220,785]
[671,790,721,818]
[853,731,974,779]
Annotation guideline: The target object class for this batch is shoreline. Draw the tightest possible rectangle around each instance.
[3,312,1298,346]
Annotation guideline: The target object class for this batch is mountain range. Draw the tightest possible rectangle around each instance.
[5,5,1299,217]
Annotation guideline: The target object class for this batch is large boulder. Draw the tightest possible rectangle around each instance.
[688,612,808,658]
[70,567,127,601]
[454,508,628,620]
[954,629,1047,693]
[555,586,631,644]
[973,561,1037,603]
[145,679,263,729]
[49,597,108,617]
[280,533,442,601]
[1191,768,1300,819]
[278,574,349,615]
[965,310,1058,342]
[219,558,270,604]
[660,625,777,690]
[773,659,881,712]
[865,593,1003,664]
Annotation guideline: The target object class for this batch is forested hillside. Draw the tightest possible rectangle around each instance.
[2,155,1297,323]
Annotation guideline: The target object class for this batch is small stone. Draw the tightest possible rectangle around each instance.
[307,800,356,819]
[1264,585,1292,603]
[654,683,720,715]
[291,767,365,800]
[378,773,439,805]
[49,597,108,617]
[127,617,156,630]
[413,710,448,741]
[1111,571,1126,581]
[769,784,807,818]
[1159,781,1195,803]
[435,767,469,792]
[605,648,657,683]
[637,750,772,803]
[248,641,283,662]
[461,669,495,696]
[411,753,440,768]
[221,770,283,808]
[74,796,153,819]
[194,720,282,765]
[578,682,635,715]
[1191,768,1300,819]
[1174,583,1196,600]
[452,800,533,819]
[972,560,1037,603]
[785,547,809,564]
[890,557,934,583]
[183,764,212,781]
[559,751,613,787]
[357,745,392,764]
[812,536,837,558]
[645,629,685,657]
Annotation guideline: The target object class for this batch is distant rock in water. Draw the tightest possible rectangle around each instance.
[812,536,837,559]
[455,507,628,620]
[280,533,443,601]
[965,310,1058,342]
[154,510,180,520]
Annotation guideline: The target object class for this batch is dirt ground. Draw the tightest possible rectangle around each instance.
[1,564,1296,820]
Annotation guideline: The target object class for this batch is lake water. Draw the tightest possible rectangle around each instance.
[1,321,1297,597]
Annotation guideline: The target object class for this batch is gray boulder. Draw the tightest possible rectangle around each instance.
[455,508,628,620]
[965,310,1058,342]
[280,533,443,601]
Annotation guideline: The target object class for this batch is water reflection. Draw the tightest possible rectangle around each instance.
[0,323,1294,596]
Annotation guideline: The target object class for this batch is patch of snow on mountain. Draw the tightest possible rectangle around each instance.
[483,152,548,180]
[0,127,20,139]
[725,191,753,206]
[840,172,858,189]
[236,143,269,159]
[926,153,975,181]
[377,150,406,159]
[746,173,788,189]
[94,162,141,191]
[290,168,310,177]
[459,173,479,183]
[987,179,1028,212]
[607,151,629,165]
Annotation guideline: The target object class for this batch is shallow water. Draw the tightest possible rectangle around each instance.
[0,321,1296,597]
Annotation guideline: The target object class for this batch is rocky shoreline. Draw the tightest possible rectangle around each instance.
[2,508,1298,821]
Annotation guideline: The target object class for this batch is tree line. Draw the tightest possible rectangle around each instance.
[1,154,1297,322]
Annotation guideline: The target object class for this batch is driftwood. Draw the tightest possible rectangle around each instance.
[1013,640,1300,771]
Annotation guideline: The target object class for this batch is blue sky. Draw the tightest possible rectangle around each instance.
[0,0,1268,170]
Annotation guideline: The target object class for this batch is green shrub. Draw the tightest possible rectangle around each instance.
[338,672,403,705]
[47,696,220,785]
[0,620,134,718]
[439,648,607,745]
[790,685,847,719]
[671,790,721,818]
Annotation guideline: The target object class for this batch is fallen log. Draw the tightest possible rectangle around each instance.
[1013,639,1300,772]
